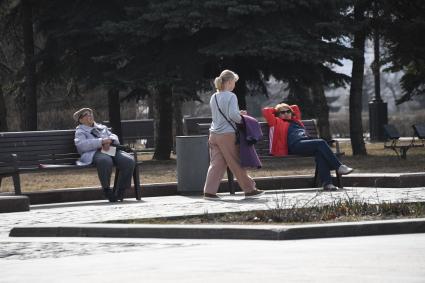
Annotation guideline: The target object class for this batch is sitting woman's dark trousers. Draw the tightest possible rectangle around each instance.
[93,150,135,196]
[287,122,341,186]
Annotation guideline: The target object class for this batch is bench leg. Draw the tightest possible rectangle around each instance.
[400,147,409,159]
[227,167,235,195]
[112,168,119,197]
[12,173,22,195]
[336,172,343,189]
[313,164,319,187]
[133,164,142,200]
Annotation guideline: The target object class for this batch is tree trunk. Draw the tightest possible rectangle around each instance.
[172,93,183,153]
[349,3,368,156]
[107,87,122,143]
[372,0,381,102]
[21,0,37,130]
[147,95,154,119]
[153,84,173,160]
[286,82,315,119]
[234,77,247,110]
[0,87,8,131]
[312,80,331,140]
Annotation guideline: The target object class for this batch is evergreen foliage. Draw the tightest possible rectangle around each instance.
[380,0,425,104]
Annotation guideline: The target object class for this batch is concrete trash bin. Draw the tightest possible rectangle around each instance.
[176,135,209,193]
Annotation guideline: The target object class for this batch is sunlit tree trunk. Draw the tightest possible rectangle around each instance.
[349,2,368,155]
[21,0,37,130]
[107,87,122,143]
[172,92,183,152]
[153,84,173,160]
[0,87,8,131]
[312,79,331,140]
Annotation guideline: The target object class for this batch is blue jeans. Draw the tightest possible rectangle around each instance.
[289,139,342,186]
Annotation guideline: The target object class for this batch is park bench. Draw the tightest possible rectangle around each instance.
[103,119,155,151]
[197,119,344,193]
[0,129,142,199]
[384,124,425,159]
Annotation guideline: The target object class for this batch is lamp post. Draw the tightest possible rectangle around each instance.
[369,2,388,141]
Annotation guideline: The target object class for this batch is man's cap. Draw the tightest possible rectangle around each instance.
[73,108,93,122]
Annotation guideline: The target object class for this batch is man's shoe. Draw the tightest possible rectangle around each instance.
[244,189,265,199]
[337,164,354,175]
[323,183,338,191]
[203,193,222,201]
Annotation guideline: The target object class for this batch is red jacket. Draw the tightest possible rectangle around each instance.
[262,105,302,156]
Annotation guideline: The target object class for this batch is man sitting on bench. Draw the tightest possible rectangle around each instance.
[262,103,354,191]
[73,108,135,202]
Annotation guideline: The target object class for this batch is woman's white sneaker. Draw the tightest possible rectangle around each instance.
[337,164,354,175]
[323,183,338,191]
[244,189,265,199]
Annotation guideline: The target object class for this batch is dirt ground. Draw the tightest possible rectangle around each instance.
[1,141,424,193]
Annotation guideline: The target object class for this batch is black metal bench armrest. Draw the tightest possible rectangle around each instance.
[0,154,19,171]
[115,145,141,164]
[115,144,133,152]
[326,139,342,155]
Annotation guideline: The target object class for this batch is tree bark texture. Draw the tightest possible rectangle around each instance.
[372,1,381,102]
[286,83,315,119]
[0,87,8,131]
[234,77,247,110]
[312,80,331,141]
[107,87,122,143]
[172,94,183,152]
[349,3,368,156]
[21,0,37,130]
[153,84,173,160]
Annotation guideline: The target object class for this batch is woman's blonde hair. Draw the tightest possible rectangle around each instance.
[214,69,239,91]
[275,103,293,113]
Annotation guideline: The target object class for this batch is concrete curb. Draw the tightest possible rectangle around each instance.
[18,172,425,205]
[0,195,30,213]
[9,218,425,240]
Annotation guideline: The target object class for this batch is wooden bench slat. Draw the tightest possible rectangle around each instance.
[0,129,142,199]
[194,119,343,192]
[0,144,76,153]
[0,130,75,138]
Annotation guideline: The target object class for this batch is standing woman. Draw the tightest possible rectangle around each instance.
[203,70,264,200]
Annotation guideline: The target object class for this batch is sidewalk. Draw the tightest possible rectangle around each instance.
[2,186,425,239]
[2,186,425,282]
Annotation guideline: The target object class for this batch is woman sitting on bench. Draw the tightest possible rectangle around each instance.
[262,103,354,191]
[73,108,135,202]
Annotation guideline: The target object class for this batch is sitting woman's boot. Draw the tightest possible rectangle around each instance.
[109,188,124,202]
[103,188,112,199]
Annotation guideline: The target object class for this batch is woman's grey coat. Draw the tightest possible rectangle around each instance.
[74,123,120,166]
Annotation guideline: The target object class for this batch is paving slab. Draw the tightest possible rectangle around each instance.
[1,186,425,282]
[13,172,425,205]
[1,234,425,283]
[1,187,425,239]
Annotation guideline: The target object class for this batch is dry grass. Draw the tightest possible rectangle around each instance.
[1,142,424,193]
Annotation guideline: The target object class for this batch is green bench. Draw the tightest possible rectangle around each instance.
[0,129,142,199]
[384,124,425,159]
[197,119,344,193]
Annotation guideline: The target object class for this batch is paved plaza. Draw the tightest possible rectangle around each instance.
[1,187,425,282]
